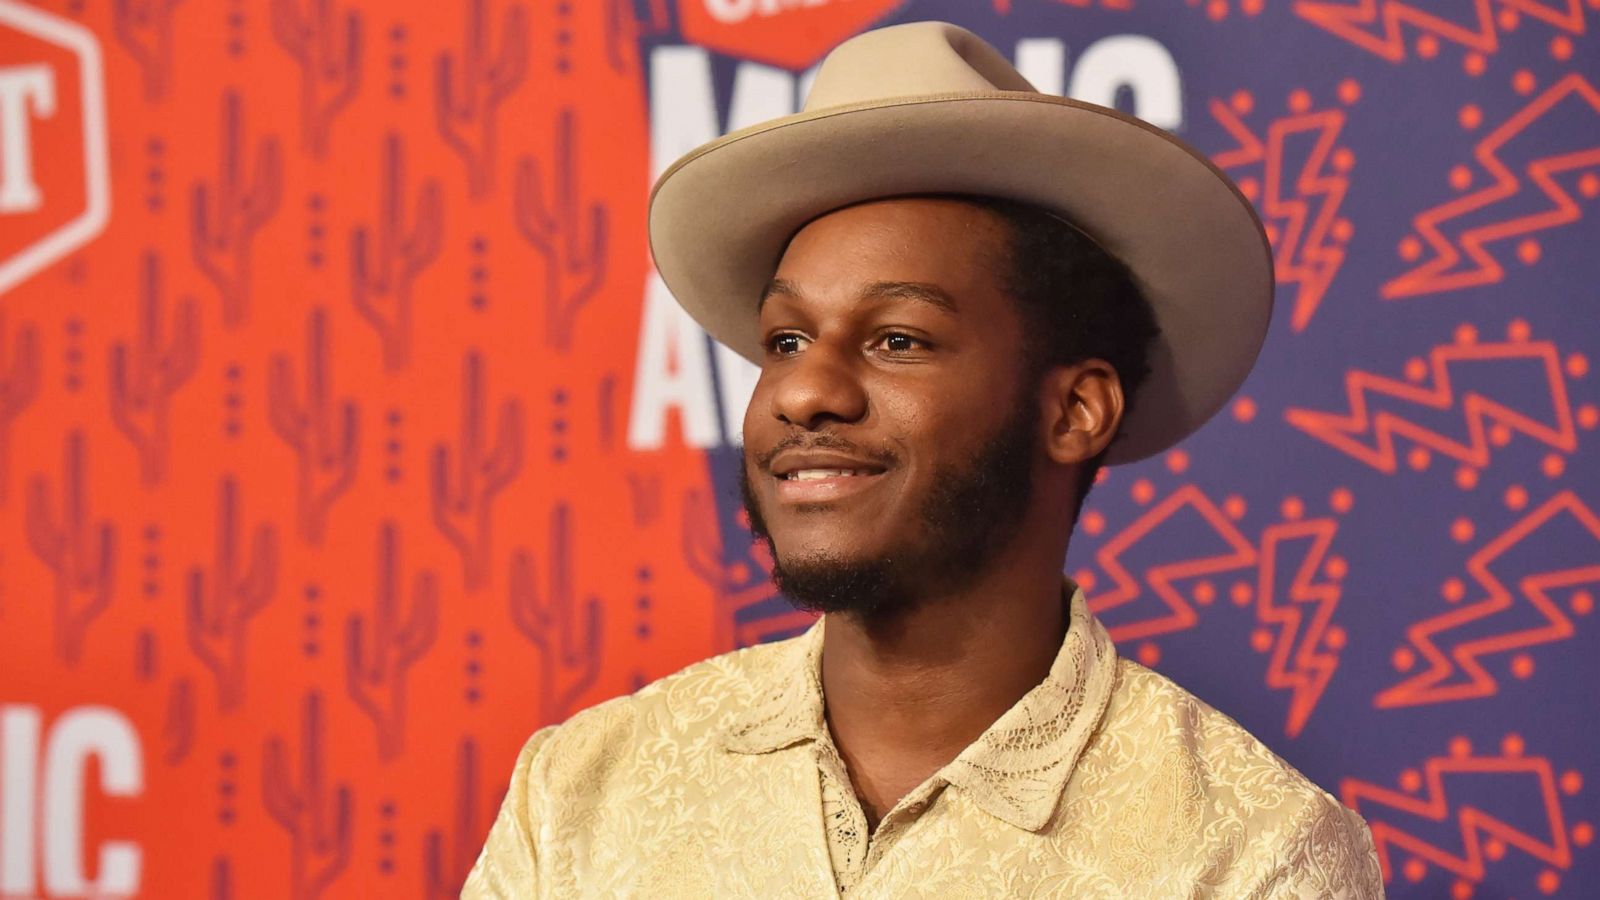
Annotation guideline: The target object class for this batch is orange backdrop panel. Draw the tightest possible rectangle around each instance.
[1,1,721,896]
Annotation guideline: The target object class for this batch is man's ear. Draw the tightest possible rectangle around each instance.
[1042,359,1124,466]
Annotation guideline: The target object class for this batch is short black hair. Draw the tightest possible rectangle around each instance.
[950,194,1161,521]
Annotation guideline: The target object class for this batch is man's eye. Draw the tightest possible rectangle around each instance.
[768,333,805,354]
[877,333,928,353]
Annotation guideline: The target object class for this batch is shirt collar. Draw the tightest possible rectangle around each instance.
[718,580,1119,832]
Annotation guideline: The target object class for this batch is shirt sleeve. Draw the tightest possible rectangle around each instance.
[1251,793,1387,900]
[461,724,561,899]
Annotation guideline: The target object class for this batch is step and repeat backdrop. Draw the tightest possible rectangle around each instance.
[1,0,1596,896]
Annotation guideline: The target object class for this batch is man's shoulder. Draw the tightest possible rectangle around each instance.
[1075,659,1383,894]
[518,630,807,780]
[1096,657,1340,803]
[1100,661,1375,840]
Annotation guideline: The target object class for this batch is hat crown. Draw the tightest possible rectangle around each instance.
[803,21,1038,111]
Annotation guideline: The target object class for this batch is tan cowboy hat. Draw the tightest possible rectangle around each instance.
[647,20,1273,464]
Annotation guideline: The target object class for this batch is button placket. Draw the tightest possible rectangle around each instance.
[813,741,871,891]
[860,778,943,872]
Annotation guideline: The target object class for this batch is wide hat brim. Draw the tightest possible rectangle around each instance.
[648,90,1274,464]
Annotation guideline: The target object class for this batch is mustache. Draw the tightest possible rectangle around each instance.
[753,432,899,471]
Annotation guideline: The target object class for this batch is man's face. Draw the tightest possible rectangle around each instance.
[738,196,1041,619]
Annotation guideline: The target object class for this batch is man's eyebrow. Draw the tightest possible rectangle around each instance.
[757,278,960,315]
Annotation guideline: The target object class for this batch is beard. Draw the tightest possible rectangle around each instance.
[738,392,1038,623]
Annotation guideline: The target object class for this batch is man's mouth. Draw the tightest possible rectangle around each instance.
[774,468,885,504]
[779,468,878,481]
[764,446,892,505]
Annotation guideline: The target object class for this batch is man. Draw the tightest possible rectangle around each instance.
[465,21,1384,898]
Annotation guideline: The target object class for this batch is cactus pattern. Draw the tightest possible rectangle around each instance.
[24,430,117,665]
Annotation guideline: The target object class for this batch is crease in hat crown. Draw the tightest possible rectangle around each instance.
[645,19,1275,465]
[801,21,1039,109]
[789,25,1122,257]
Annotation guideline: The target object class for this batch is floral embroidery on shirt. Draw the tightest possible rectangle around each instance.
[464,583,1385,898]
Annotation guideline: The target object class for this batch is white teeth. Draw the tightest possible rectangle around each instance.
[788,468,867,481]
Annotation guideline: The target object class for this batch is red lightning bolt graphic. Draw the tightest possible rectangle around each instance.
[1087,486,1257,642]
[1256,518,1344,737]
[1377,491,1597,708]
[1384,75,1600,298]
[1286,338,1578,473]
[1294,0,1499,60]
[1211,99,1350,332]
[1341,748,1575,884]
[1501,0,1588,33]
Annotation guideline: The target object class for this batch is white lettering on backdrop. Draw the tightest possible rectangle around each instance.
[1,704,143,897]
[0,63,55,213]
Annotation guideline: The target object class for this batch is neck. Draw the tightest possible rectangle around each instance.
[818,534,1071,766]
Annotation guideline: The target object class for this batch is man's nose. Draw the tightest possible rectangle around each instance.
[768,341,869,430]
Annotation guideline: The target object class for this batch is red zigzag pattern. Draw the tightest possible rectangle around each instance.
[1286,335,1579,474]
[1377,491,1598,708]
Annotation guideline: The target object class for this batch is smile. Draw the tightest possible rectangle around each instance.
[781,468,876,480]
[774,469,884,504]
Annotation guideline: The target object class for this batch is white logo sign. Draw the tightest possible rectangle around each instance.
[0,0,110,295]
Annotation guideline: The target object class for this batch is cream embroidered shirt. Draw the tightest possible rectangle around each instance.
[464,585,1385,898]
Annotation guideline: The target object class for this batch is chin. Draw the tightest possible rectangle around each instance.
[768,537,855,570]
[772,548,921,618]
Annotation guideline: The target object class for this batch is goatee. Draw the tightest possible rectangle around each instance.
[738,397,1037,622]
